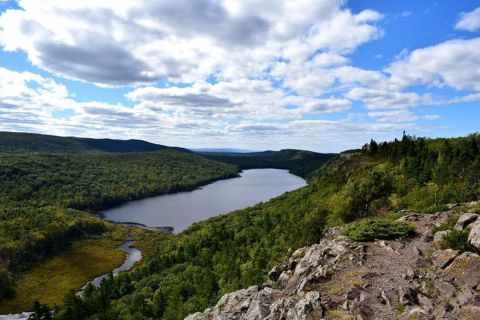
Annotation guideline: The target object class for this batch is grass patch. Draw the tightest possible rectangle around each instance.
[0,237,125,314]
[127,227,172,261]
[432,214,459,234]
[395,301,406,313]
[328,270,364,296]
[431,214,472,252]
[326,310,354,320]
[343,218,415,241]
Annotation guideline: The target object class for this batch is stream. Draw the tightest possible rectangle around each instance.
[78,240,142,295]
[0,241,141,320]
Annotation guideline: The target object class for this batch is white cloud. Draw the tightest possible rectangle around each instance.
[368,110,440,123]
[0,0,382,86]
[346,88,427,109]
[0,67,354,149]
[385,38,480,91]
[271,59,385,97]
[127,80,351,120]
[346,87,480,110]
[455,7,480,32]
[0,67,213,138]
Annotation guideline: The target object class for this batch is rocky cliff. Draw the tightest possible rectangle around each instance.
[186,206,480,319]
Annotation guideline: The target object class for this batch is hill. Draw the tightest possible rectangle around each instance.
[199,149,336,178]
[38,133,479,319]
[0,131,189,154]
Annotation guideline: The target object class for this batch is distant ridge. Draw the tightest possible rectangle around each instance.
[192,148,258,153]
[200,148,336,178]
[0,131,190,154]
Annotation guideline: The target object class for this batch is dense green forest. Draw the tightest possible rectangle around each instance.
[0,151,237,210]
[201,149,335,178]
[0,151,238,301]
[37,133,479,319]
[0,131,189,154]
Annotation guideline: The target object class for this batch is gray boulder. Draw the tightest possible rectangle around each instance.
[468,221,480,250]
[432,249,459,269]
[454,212,479,231]
[442,252,480,289]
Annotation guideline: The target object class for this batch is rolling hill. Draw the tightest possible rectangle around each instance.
[0,131,189,154]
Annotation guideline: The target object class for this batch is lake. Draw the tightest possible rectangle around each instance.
[103,168,306,233]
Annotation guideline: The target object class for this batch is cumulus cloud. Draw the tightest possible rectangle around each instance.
[455,7,480,31]
[0,0,382,86]
[346,87,480,111]
[127,80,352,120]
[385,38,480,91]
[0,67,354,149]
[368,110,440,123]
[0,67,213,138]
[346,88,427,109]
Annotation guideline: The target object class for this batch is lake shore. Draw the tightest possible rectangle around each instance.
[103,169,307,233]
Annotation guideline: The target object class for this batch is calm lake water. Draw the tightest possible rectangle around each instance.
[103,169,306,233]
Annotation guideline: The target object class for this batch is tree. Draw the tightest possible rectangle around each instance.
[0,270,15,299]
[369,139,378,155]
[341,170,393,222]
[29,301,52,320]
[299,207,328,245]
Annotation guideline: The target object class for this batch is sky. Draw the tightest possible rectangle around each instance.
[0,0,479,152]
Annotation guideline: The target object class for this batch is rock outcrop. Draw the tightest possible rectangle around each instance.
[454,212,478,231]
[468,220,480,250]
[186,211,480,320]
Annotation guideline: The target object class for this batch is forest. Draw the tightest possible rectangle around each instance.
[29,133,478,319]
[0,151,238,211]
[0,150,238,302]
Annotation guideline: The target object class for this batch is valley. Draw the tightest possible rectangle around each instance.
[1,2,478,319]
[0,132,330,317]
[1,132,478,320]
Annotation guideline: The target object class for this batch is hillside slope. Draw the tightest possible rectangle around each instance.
[0,131,189,154]
[188,208,480,319]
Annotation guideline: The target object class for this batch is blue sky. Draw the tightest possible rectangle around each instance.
[0,0,479,152]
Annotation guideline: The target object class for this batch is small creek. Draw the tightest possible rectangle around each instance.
[0,241,141,319]
[78,240,142,296]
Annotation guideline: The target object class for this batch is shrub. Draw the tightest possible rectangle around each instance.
[432,214,473,252]
[432,214,460,234]
[340,170,393,222]
[343,218,415,241]
[299,207,328,245]
[440,229,472,252]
